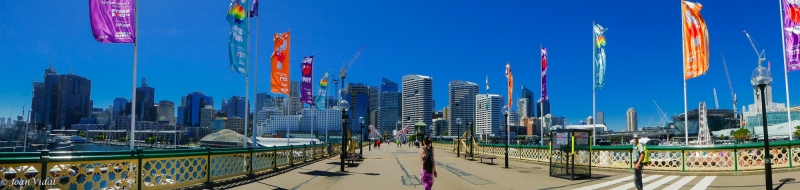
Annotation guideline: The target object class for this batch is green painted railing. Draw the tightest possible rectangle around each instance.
[0,143,342,190]
[434,140,800,172]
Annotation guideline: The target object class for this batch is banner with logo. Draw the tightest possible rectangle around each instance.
[301,56,314,104]
[271,32,291,94]
[315,72,329,110]
[594,23,607,90]
[227,0,250,76]
[541,48,548,100]
[682,1,709,79]
[783,0,800,72]
[90,0,135,43]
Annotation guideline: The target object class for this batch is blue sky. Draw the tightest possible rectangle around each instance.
[0,0,797,131]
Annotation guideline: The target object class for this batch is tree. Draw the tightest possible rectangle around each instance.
[719,134,725,140]
[78,131,86,138]
[732,128,751,143]
[794,126,800,140]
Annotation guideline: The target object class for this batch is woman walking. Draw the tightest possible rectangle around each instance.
[420,137,437,190]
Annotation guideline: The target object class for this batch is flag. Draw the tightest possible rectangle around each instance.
[541,47,548,100]
[271,32,291,94]
[505,63,513,107]
[90,0,135,43]
[301,56,314,104]
[485,74,490,111]
[227,0,249,76]
[594,23,607,90]
[315,72,329,110]
[250,0,259,17]
[783,0,800,72]
[682,1,710,79]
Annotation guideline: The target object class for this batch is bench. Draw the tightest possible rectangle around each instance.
[345,157,359,164]
[463,153,474,159]
[477,155,497,164]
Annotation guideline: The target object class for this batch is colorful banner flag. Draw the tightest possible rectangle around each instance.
[271,32,291,94]
[227,0,250,76]
[505,63,513,107]
[250,0,259,17]
[485,75,489,112]
[682,1,709,79]
[315,72,329,110]
[301,56,314,104]
[783,0,800,72]
[541,48,548,100]
[594,23,607,90]
[90,0,135,43]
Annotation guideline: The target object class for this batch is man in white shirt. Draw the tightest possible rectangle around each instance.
[631,134,644,190]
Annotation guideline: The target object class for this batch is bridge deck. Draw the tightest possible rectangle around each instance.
[230,144,800,190]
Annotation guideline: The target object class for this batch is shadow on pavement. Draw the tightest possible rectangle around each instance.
[299,170,352,177]
[537,174,615,190]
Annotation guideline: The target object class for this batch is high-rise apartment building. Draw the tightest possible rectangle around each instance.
[520,86,535,118]
[476,94,503,137]
[345,83,370,131]
[378,78,399,132]
[200,105,214,128]
[158,100,176,124]
[401,75,433,135]
[30,67,92,129]
[596,111,605,124]
[627,108,638,131]
[448,80,478,136]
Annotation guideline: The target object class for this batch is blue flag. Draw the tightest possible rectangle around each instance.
[250,0,259,17]
[227,0,249,76]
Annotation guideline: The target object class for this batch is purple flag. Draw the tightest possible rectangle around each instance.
[541,47,548,100]
[90,0,135,43]
[301,56,314,104]
[784,0,800,72]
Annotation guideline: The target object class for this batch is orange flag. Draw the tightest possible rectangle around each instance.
[271,32,291,94]
[682,1,709,80]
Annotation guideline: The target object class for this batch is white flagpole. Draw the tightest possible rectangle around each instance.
[326,74,330,143]
[286,95,290,145]
[780,0,793,140]
[682,1,689,145]
[592,21,597,146]
[243,9,250,148]
[311,56,315,141]
[252,8,259,146]
[130,0,139,151]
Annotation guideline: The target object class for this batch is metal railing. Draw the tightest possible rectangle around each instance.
[0,143,340,190]
[434,140,800,172]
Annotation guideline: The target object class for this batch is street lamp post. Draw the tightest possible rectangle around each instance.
[751,65,773,189]
[359,117,365,155]
[339,100,349,172]
[456,118,462,157]
[502,105,510,168]
[469,122,474,156]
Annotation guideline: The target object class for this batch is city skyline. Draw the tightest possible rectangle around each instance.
[2,1,799,131]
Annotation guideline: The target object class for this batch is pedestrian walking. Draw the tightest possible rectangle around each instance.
[632,134,645,190]
[420,137,437,190]
[327,142,333,159]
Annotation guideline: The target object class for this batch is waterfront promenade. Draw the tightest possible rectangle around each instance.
[228,144,800,190]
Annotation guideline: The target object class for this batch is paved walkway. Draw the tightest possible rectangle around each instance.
[230,143,800,190]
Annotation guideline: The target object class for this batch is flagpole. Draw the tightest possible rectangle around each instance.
[682,1,689,145]
[286,95,290,145]
[780,0,793,140]
[326,74,330,143]
[130,0,139,151]
[311,55,315,141]
[592,21,597,146]
[252,6,259,146]
[243,8,251,148]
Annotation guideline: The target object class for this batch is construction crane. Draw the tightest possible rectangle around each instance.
[653,100,670,127]
[339,45,366,83]
[720,52,739,119]
[743,30,766,67]
[713,88,719,109]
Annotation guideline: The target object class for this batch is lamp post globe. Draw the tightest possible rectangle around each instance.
[338,100,349,172]
[359,117,365,155]
[456,118,462,157]
[751,65,773,189]
[502,105,509,168]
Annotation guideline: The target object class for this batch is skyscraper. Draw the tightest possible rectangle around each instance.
[536,99,551,117]
[180,92,214,126]
[226,96,249,119]
[596,111,605,124]
[520,85,535,118]
[255,93,273,113]
[290,80,300,97]
[476,94,503,137]
[30,67,92,129]
[378,78,399,132]
[126,78,157,122]
[369,86,380,115]
[518,98,529,119]
[627,108,638,131]
[200,105,214,129]
[158,100,176,124]
[401,74,433,135]
[448,80,478,136]
[113,97,128,116]
[345,83,370,131]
